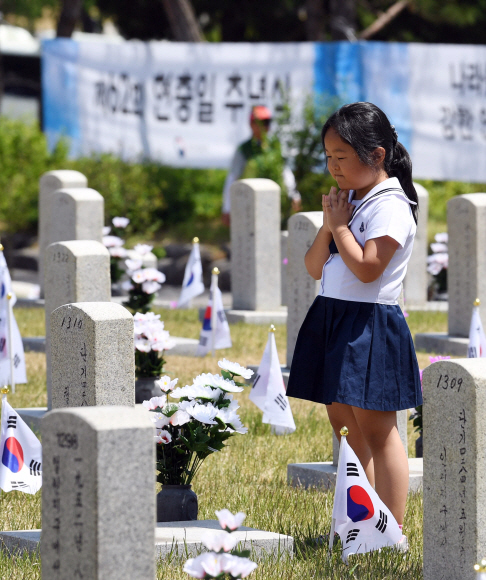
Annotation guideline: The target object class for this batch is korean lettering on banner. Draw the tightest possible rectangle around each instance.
[439,62,486,142]
[95,70,290,125]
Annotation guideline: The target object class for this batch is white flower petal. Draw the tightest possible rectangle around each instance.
[102,235,124,248]
[203,530,239,553]
[215,509,246,531]
[134,243,153,255]
[112,216,130,228]
[218,358,254,379]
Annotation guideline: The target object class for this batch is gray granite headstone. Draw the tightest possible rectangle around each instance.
[281,231,288,307]
[403,182,429,307]
[39,170,88,296]
[41,406,155,580]
[49,188,104,247]
[230,179,281,311]
[423,358,486,580]
[45,241,111,409]
[286,212,322,368]
[51,302,134,408]
[448,194,486,337]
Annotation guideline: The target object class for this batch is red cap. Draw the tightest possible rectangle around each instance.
[250,105,272,121]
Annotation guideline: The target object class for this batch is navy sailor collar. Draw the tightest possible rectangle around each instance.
[346,177,416,228]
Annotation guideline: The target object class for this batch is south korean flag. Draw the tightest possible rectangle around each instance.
[0,398,42,494]
[467,301,486,358]
[249,327,295,434]
[0,249,27,386]
[329,431,401,562]
[196,270,231,357]
[177,239,205,308]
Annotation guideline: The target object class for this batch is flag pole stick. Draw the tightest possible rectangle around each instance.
[210,267,219,357]
[329,426,349,552]
[6,293,14,394]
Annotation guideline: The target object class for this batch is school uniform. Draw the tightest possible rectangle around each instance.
[286,177,423,412]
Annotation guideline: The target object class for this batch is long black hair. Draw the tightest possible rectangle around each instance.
[321,102,418,223]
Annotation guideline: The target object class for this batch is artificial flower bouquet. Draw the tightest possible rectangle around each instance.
[143,359,254,486]
[184,509,257,579]
[102,216,130,284]
[134,312,175,378]
[123,244,166,313]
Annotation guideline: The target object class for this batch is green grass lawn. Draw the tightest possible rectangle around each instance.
[0,307,448,578]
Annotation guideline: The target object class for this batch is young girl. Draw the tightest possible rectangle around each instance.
[286,102,423,535]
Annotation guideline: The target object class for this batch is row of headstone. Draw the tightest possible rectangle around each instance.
[229,179,430,321]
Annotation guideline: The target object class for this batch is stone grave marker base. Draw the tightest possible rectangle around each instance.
[198,307,287,325]
[414,333,468,356]
[0,521,293,559]
[287,458,423,493]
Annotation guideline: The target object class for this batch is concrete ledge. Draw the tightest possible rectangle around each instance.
[288,458,423,493]
[0,530,41,555]
[155,520,293,558]
[406,301,448,312]
[0,522,293,559]
[22,336,199,357]
[414,333,468,356]
[199,308,287,325]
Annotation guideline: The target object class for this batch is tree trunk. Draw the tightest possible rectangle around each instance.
[160,0,204,42]
[329,0,357,41]
[57,0,84,38]
[304,0,326,41]
[359,0,410,40]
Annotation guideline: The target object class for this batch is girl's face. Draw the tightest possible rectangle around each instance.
[324,127,387,199]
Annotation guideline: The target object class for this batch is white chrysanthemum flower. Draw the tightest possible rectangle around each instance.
[125,258,143,272]
[187,403,219,424]
[112,216,130,228]
[216,405,246,433]
[226,414,248,435]
[142,267,166,283]
[170,409,191,426]
[142,395,167,410]
[215,508,246,531]
[142,280,162,294]
[155,429,172,444]
[434,232,448,244]
[192,373,218,388]
[179,400,196,412]
[221,554,257,578]
[430,242,448,254]
[121,280,133,291]
[203,530,238,553]
[134,243,153,255]
[109,246,128,258]
[171,384,222,402]
[102,235,124,248]
[134,312,160,321]
[151,340,173,352]
[211,374,244,393]
[155,376,178,393]
[135,339,151,353]
[153,413,171,429]
[131,269,146,284]
[184,553,221,579]
[218,359,254,379]
[102,226,111,236]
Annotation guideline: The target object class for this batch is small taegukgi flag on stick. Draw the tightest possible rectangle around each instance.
[250,325,295,434]
[467,298,486,358]
[0,244,27,393]
[178,237,205,308]
[0,388,42,494]
[329,427,401,563]
[196,267,231,357]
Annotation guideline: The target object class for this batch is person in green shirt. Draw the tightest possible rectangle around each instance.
[221,105,301,226]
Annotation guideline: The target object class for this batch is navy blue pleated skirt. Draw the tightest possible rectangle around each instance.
[286,296,423,412]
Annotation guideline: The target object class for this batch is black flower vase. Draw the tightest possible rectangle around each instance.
[156,485,198,522]
[135,376,163,404]
[415,433,423,458]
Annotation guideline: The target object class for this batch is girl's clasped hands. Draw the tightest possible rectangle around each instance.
[322,186,353,234]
